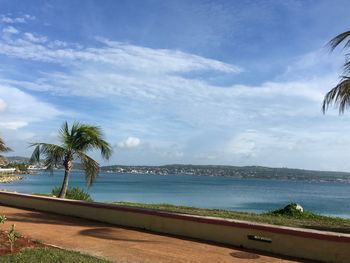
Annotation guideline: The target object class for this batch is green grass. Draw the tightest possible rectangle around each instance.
[113,201,350,234]
[52,187,93,201]
[34,187,93,201]
[0,248,111,263]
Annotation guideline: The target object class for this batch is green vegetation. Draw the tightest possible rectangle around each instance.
[267,203,306,218]
[323,30,350,114]
[29,121,112,198]
[0,215,7,230]
[113,201,350,234]
[102,164,350,182]
[0,248,111,263]
[52,186,93,201]
[0,136,11,166]
[7,224,19,252]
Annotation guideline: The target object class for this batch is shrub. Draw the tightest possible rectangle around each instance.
[0,214,7,230]
[269,203,303,217]
[52,187,93,201]
[266,203,322,219]
[8,224,19,252]
[16,163,28,172]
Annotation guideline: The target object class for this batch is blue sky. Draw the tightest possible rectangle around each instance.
[1,0,350,170]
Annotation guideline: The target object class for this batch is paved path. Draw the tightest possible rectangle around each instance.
[0,205,312,263]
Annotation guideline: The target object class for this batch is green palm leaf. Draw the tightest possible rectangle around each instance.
[328,31,350,51]
[0,137,11,153]
[76,152,100,186]
[323,31,350,114]
[29,122,112,198]
[323,77,350,114]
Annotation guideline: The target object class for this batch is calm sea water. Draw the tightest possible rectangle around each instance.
[1,171,350,218]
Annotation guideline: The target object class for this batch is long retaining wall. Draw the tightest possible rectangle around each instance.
[0,191,349,263]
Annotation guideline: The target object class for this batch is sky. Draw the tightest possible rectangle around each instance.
[1,0,350,171]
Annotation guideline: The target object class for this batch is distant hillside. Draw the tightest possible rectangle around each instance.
[4,156,85,170]
[101,164,350,182]
[6,156,30,163]
[4,158,350,182]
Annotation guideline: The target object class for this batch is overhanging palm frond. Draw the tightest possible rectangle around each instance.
[0,137,11,152]
[322,77,350,114]
[70,123,112,160]
[29,143,66,170]
[59,121,71,147]
[328,31,350,51]
[342,60,350,75]
[76,151,100,186]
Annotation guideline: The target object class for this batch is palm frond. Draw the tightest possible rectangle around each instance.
[29,144,41,164]
[69,123,112,160]
[59,121,72,148]
[328,31,350,51]
[342,60,350,75]
[322,77,350,114]
[76,151,100,186]
[0,137,12,152]
[29,143,66,170]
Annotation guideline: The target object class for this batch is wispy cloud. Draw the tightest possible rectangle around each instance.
[0,14,35,24]
[0,85,61,130]
[2,26,19,34]
[0,18,348,170]
[23,32,47,43]
[0,31,242,73]
[117,137,141,149]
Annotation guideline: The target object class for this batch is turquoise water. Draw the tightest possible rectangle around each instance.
[1,171,350,218]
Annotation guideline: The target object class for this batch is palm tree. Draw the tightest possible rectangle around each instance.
[323,31,350,113]
[0,136,11,165]
[30,121,112,198]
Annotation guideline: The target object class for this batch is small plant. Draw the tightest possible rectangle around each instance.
[265,203,321,219]
[52,186,93,201]
[8,224,19,252]
[0,215,7,230]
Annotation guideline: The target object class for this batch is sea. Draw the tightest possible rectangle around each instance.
[1,171,350,218]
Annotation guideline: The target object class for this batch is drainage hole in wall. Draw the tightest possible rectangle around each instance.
[247,234,272,243]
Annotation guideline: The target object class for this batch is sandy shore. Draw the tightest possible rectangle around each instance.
[0,174,24,183]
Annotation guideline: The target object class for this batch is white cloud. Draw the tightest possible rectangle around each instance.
[24,32,47,43]
[23,14,36,21]
[2,26,19,34]
[0,98,7,112]
[228,131,257,157]
[0,121,27,130]
[0,31,242,73]
[1,25,350,169]
[0,85,61,130]
[48,40,67,48]
[0,14,35,24]
[117,137,141,149]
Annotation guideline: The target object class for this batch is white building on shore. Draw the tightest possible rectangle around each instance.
[0,168,16,174]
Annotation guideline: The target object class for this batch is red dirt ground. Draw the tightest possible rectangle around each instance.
[0,205,314,263]
[0,229,47,256]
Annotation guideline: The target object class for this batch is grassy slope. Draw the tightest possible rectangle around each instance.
[0,248,111,263]
[113,201,350,234]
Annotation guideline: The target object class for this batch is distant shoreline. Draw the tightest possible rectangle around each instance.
[101,164,350,183]
[0,174,24,183]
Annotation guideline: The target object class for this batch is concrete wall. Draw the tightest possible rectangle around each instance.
[0,190,349,263]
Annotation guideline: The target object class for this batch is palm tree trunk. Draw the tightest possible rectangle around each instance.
[58,155,73,198]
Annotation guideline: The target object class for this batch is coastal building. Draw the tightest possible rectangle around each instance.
[0,168,16,174]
